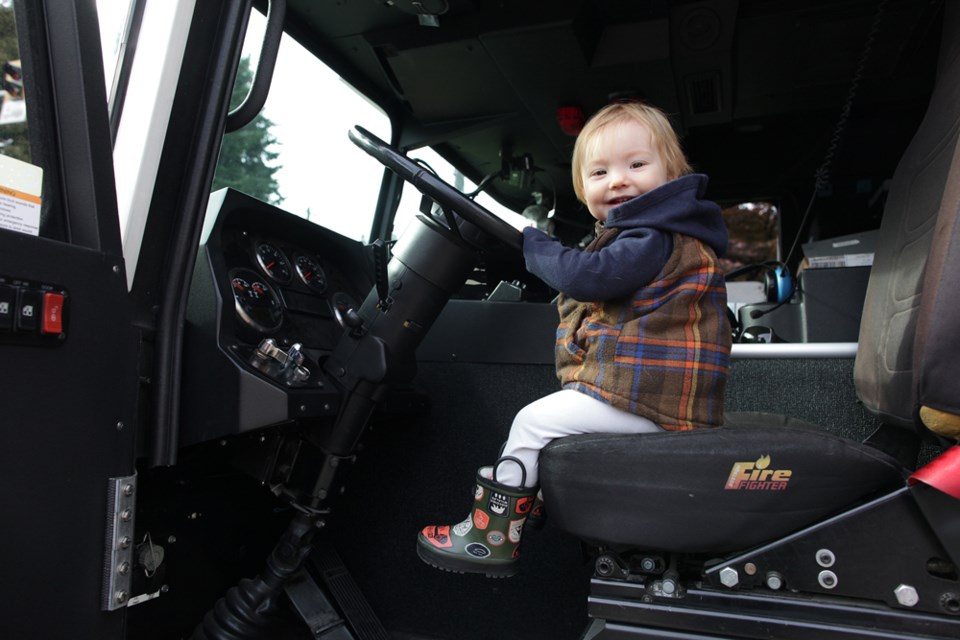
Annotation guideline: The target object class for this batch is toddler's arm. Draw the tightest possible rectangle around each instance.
[522,226,671,301]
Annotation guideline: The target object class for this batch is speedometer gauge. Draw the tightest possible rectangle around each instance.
[295,255,328,293]
[255,242,292,283]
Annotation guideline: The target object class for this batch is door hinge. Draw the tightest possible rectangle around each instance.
[102,474,137,611]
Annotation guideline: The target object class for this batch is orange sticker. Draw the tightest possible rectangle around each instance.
[422,525,452,548]
[474,509,490,530]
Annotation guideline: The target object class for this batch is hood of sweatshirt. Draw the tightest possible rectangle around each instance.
[604,173,727,256]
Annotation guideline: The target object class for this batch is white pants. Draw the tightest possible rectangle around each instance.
[494,389,662,488]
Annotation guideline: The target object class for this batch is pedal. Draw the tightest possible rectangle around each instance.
[309,545,391,640]
[284,569,352,639]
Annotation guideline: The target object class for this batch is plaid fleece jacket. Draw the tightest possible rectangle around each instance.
[523,174,731,430]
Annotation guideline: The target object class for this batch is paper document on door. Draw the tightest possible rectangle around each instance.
[0,154,42,236]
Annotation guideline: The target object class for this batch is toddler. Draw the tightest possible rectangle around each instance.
[418,101,731,577]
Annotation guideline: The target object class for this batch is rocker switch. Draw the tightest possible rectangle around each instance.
[0,284,15,330]
[16,287,41,332]
[42,292,65,335]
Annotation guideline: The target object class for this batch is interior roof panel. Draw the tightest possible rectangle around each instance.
[279,0,944,232]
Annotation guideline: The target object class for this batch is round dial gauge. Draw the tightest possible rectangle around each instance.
[231,269,283,332]
[295,255,328,292]
[255,242,292,283]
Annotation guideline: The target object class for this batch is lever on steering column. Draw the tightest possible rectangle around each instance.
[372,239,392,311]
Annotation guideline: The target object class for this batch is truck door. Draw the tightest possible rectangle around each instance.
[0,1,137,637]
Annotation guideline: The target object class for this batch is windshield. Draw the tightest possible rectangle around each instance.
[393,147,533,242]
[214,10,391,243]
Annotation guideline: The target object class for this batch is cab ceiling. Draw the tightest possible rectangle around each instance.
[278,0,942,221]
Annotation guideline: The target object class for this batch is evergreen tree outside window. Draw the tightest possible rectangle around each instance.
[211,10,390,242]
[212,56,282,205]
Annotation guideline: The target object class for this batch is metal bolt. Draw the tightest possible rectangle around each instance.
[719,567,739,588]
[816,548,835,568]
[894,584,919,607]
[661,578,678,595]
[744,562,758,576]
[119,536,131,549]
[167,535,177,544]
[116,421,125,431]
[818,570,838,589]
[120,509,132,522]
[122,484,134,497]
[115,590,128,604]
[118,562,130,576]
[640,557,657,572]
[765,571,784,590]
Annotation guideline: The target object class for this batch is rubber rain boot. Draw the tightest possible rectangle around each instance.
[527,489,546,530]
[417,459,537,578]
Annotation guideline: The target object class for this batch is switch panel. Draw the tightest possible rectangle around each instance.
[0,275,68,346]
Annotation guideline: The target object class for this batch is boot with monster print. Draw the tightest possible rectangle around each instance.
[417,458,538,578]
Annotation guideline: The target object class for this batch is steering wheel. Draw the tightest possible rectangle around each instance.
[348,126,523,251]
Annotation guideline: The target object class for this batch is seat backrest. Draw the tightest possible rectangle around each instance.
[914,110,960,439]
[854,1,960,432]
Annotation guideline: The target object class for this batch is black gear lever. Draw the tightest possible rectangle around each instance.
[371,239,392,311]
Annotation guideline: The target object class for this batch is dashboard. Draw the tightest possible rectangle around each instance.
[180,189,375,447]
[222,225,363,353]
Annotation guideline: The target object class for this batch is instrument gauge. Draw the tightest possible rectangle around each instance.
[230,269,283,332]
[232,276,250,296]
[295,255,328,293]
[255,242,292,283]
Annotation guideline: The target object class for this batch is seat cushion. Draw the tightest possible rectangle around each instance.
[539,414,907,553]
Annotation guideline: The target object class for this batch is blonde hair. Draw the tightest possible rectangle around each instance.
[571,102,692,203]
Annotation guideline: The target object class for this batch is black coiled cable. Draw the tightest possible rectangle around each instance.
[783,0,889,268]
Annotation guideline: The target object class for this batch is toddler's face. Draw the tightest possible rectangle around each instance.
[581,119,670,222]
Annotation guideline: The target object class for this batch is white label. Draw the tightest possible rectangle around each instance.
[0,154,43,236]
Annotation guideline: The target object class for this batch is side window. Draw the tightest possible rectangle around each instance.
[0,1,59,241]
[96,0,137,114]
[213,10,390,243]
[720,201,782,271]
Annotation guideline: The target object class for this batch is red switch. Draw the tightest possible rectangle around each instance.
[42,292,65,335]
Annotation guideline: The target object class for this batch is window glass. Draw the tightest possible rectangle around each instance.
[96,0,135,102]
[393,146,531,241]
[0,1,26,159]
[719,201,782,272]
[0,0,51,239]
[213,11,390,243]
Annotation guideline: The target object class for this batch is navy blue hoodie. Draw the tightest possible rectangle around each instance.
[522,174,726,301]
